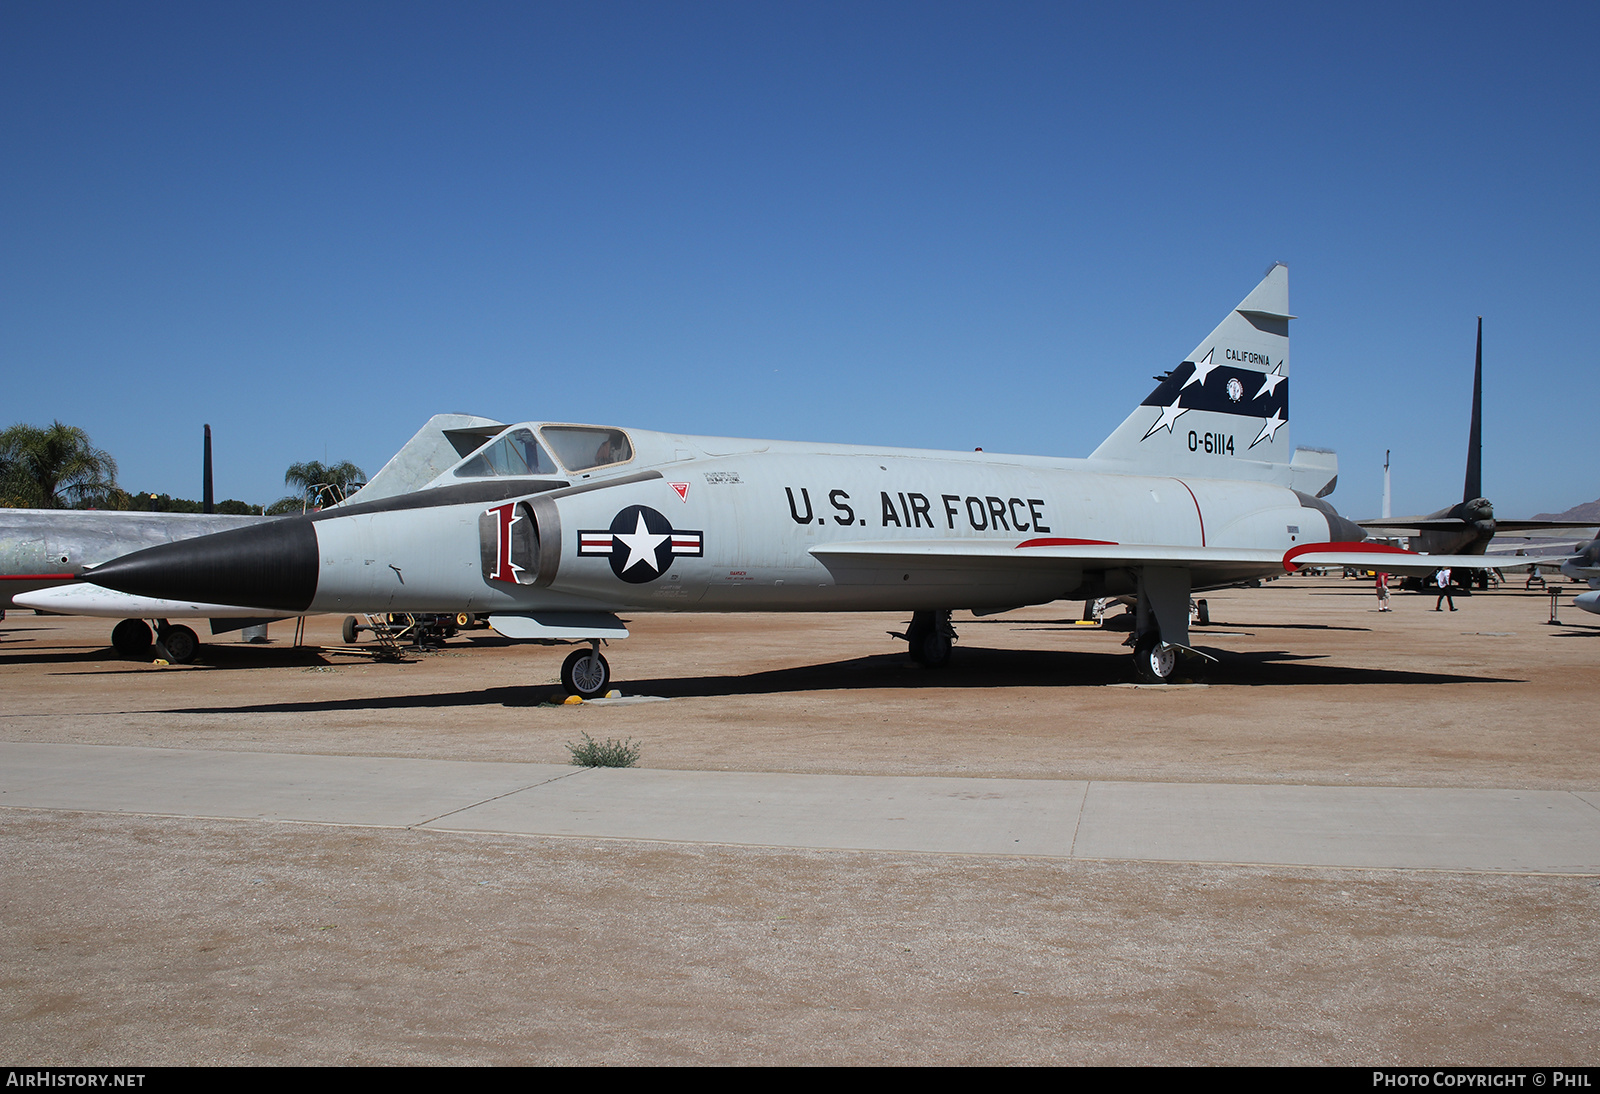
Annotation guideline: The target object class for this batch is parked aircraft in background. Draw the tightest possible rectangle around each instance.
[33,264,1499,691]
[3,416,502,661]
[1565,541,1600,615]
[1359,320,1597,578]
[0,427,286,659]
[0,508,279,658]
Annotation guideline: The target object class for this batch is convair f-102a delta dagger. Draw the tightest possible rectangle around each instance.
[29,264,1499,693]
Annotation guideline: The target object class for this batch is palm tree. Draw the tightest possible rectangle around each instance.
[0,422,119,509]
[274,459,366,512]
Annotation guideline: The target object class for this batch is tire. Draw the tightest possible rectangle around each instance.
[905,615,931,664]
[916,626,951,668]
[342,615,360,643]
[162,625,200,664]
[111,618,152,658]
[561,648,611,699]
[904,610,952,668]
[1132,636,1177,684]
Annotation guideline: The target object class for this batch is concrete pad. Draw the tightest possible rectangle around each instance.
[1074,782,1600,873]
[0,741,576,828]
[5,741,1599,873]
[445,765,1088,855]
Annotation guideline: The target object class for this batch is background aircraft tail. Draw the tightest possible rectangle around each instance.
[1463,317,1483,504]
[1090,263,1324,488]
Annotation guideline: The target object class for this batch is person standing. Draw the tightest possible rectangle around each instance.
[1375,570,1392,611]
[1434,568,1456,611]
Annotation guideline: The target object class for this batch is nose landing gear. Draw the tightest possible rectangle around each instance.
[561,642,611,699]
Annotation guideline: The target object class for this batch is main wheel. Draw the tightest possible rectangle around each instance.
[1132,636,1177,684]
[111,618,152,658]
[904,610,952,668]
[161,625,200,664]
[342,615,360,643]
[561,648,611,699]
[916,625,951,668]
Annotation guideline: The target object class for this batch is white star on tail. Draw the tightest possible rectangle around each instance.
[614,511,669,574]
[1254,362,1285,399]
[1250,409,1285,448]
[1141,395,1190,440]
[1180,348,1218,389]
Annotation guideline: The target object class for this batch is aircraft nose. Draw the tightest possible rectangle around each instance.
[85,517,320,613]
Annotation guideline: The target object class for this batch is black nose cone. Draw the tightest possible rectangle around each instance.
[85,517,319,613]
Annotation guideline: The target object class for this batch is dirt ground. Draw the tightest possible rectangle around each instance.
[2,576,1597,1064]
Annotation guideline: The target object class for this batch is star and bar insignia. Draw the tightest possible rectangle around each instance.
[578,505,703,584]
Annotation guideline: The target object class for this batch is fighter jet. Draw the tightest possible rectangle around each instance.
[1358,320,1598,571]
[31,264,1497,691]
[1526,538,1600,616]
[0,426,292,659]
[0,507,288,657]
[1564,541,1600,615]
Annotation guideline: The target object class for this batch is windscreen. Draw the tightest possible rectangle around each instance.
[453,428,561,478]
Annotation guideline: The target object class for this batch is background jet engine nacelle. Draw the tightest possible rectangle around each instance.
[477,495,561,588]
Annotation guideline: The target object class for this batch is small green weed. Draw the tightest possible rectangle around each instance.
[566,732,641,768]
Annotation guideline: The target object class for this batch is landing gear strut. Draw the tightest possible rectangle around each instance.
[561,643,611,699]
[904,610,954,668]
[1126,565,1214,684]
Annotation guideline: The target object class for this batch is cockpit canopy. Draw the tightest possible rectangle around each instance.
[540,426,633,472]
[453,425,633,479]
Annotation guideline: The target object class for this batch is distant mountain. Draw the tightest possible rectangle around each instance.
[1532,498,1600,523]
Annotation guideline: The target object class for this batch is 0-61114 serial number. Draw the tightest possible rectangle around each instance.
[1189,431,1234,455]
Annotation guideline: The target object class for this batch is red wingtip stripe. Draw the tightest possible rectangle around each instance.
[1282,540,1418,571]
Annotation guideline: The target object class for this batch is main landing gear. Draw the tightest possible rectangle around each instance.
[1132,634,1180,684]
[1126,566,1214,684]
[561,642,611,699]
[111,618,152,657]
[901,610,955,668]
[157,624,200,664]
[110,618,200,663]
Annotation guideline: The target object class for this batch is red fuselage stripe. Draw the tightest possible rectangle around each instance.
[0,574,76,581]
[1014,538,1118,549]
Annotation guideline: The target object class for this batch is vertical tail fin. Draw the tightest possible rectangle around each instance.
[1463,317,1483,503]
[1090,263,1293,475]
[202,424,214,515]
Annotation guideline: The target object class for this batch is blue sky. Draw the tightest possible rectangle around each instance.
[3,2,1595,517]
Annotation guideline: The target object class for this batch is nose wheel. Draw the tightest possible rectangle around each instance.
[561,646,611,699]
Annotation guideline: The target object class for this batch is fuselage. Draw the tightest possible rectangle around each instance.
[110,422,1356,619]
[1406,498,1498,557]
